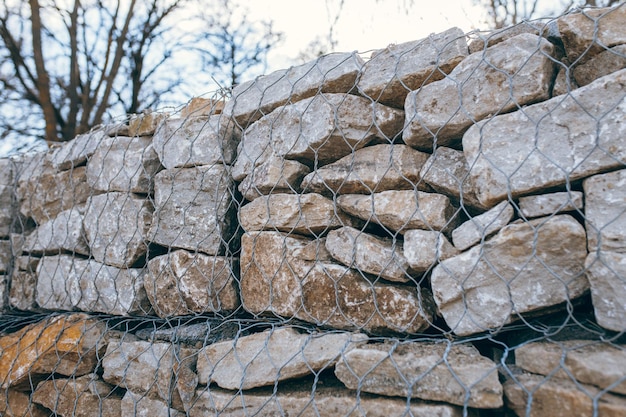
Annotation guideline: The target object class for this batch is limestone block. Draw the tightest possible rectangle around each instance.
[83,192,153,268]
[518,191,583,219]
[238,156,310,201]
[431,215,589,336]
[86,135,162,193]
[0,239,10,273]
[557,5,626,64]
[232,93,405,181]
[468,22,545,53]
[152,114,239,169]
[223,52,364,127]
[515,340,626,395]
[32,374,122,417]
[504,372,626,417]
[121,391,185,417]
[451,201,514,251]
[9,269,38,311]
[23,207,89,255]
[35,254,77,311]
[573,44,626,87]
[337,190,458,234]
[301,144,430,196]
[49,129,105,171]
[149,165,235,255]
[335,341,503,408]
[403,34,555,150]
[239,193,359,236]
[0,185,13,237]
[553,64,580,96]
[240,231,435,334]
[180,97,224,118]
[0,314,106,389]
[357,27,468,108]
[145,250,239,318]
[403,229,458,272]
[128,111,168,136]
[325,226,414,282]
[463,68,626,209]
[584,169,626,253]
[0,389,49,417]
[585,252,626,332]
[196,327,366,389]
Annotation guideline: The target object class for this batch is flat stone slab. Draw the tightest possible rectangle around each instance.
[515,340,626,395]
[463,68,626,208]
[238,156,310,201]
[585,252,626,332]
[357,27,468,108]
[403,229,458,272]
[335,341,503,408]
[49,129,106,171]
[223,52,364,127]
[584,169,626,253]
[301,144,430,195]
[403,33,555,150]
[23,207,89,255]
[451,201,514,251]
[197,327,365,389]
[152,114,239,169]
[145,250,239,318]
[431,215,589,336]
[518,191,583,219]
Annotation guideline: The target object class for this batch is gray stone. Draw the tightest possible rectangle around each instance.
[86,135,162,193]
[451,201,514,251]
[515,340,626,395]
[585,252,626,332]
[152,114,239,169]
[149,165,235,255]
[232,93,405,181]
[145,250,239,318]
[573,45,626,87]
[337,190,458,234]
[553,64,580,96]
[9,270,38,311]
[335,341,503,408]
[557,5,626,64]
[49,129,106,171]
[584,169,626,253]
[504,372,626,417]
[325,226,414,282]
[518,191,583,219]
[357,27,468,108]
[431,215,589,336]
[83,192,153,268]
[197,327,365,389]
[223,52,364,127]
[0,185,13,237]
[240,231,435,334]
[238,156,310,201]
[403,229,458,272]
[121,391,185,417]
[35,254,76,311]
[403,34,555,150]
[0,239,10,273]
[301,144,430,196]
[23,207,89,255]
[468,22,544,54]
[463,68,626,208]
[0,157,14,185]
[239,193,359,236]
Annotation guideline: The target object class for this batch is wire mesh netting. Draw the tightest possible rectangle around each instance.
[1,4,626,417]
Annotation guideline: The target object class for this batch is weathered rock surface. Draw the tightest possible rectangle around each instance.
[49,129,106,171]
[357,27,468,108]
[9,269,38,311]
[239,193,359,236]
[463,68,626,208]
[0,314,106,389]
[238,156,310,201]
[504,372,626,417]
[152,115,239,169]
[431,215,589,336]
[403,34,555,150]
[0,389,49,417]
[584,169,626,253]
[32,374,122,417]
[403,229,458,272]
[452,201,514,251]
[335,341,503,408]
[83,192,153,268]
[240,231,435,334]
[121,391,185,417]
[86,135,161,193]
[180,97,224,118]
[23,207,89,255]
[149,165,235,255]
[468,22,546,54]
[0,239,10,273]
[573,44,626,87]
[325,226,414,282]
[301,144,430,195]
[585,252,626,332]
[223,52,364,127]
[337,190,458,233]
[232,93,405,181]
[127,112,168,136]
[197,327,365,389]
[515,340,626,395]
[0,185,13,237]
[145,250,239,318]
[518,191,584,219]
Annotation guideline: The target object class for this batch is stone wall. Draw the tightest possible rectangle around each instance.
[1,5,626,416]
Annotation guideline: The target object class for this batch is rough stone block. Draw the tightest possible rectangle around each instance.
[451,201,514,251]
[518,191,583,219]
[127,111,168,136]
[403,229,458,272]
[49,129,106,171]
[585,252,626,332]
[23,207,89,255]
[573,44,626,87]
[0,389,49,417]
[121,391,185,417]
[584,169,626,253]
[238,156,310,201]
